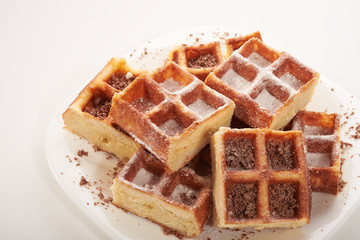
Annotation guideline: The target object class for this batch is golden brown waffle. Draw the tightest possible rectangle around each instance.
[205,38,320,130]
[111,147,212,238]
[109,61,235,172]
[225,31,262,58]
[292,110,341,194]
[168,32,262,80]
[211,127,311,229]
[168,41,225,81]
[62,58,146,160]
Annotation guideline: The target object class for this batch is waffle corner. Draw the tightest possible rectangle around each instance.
[292,110,341,194]
[62,57,146,160]
[111,148,212,238]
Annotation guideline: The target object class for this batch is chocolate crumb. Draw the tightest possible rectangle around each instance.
[339,179,347,192]
[227,183,257,219]
[77,149,88,157]
[104,197,113,204]
[79,176,88,186]
[340,141,353,150]
[113,159,125,178]
[266,139,294,170]
[107,71,135,91]
[93,145,101,152]
[351,123,360,139]
[83,97,111,120]
[225,138,255,170]
[187,53,217,69]
[269,183,298,218]
[179,190,198,206]
[98,192,104,200]
[161,226,185,239]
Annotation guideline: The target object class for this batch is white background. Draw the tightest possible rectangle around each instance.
[1,0,360,239]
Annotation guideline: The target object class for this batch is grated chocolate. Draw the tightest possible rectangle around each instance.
[83,97,112,120]
[227,183,257,219]
[225,138,255,170]
[269,183,298,218]
[266,139,294,170]
[187,53,217,69]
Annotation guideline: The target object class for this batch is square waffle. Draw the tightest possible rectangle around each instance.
[292,110,341,194]
[225,31,263,58]
[111,147,212,238]
[211,127,311,229]
[109,61,235,172]
[168,41,225,81]
[205,37,320,130]
[62,58,146,160]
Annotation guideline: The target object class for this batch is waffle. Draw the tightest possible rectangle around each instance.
[111,147,212,238]
[205,37,320,130]
[211,127,311,229]
[168,41,225,81]
[109,61,235,172]
[62,58,146,160]
[225,31,262,58]
[292,110,341,194]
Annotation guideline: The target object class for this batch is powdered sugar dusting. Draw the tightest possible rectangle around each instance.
[306,152,332,167]
[304,125,332,136]
[132,168,160,189]
[279,72,303,90]
[170,184,199,205]
[175,78,201,95]
[160,78,184,93]
[254,89,283,113]
[159,119,184,136]
[132,98,155,113]
[232,52,296,97]
[221,68,251,91]
[247,52,271,68]
[306,135,336,141]
[188,99,216,118]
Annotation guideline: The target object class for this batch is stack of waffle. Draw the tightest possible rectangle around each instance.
[63,31,342,238]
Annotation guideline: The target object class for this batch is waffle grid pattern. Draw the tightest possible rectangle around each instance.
[292,110,341,194]
[211,127,311,229]
[205,38,319,129]
[62,58,146,160]
[109,62,234,172]
[111,147,212,237]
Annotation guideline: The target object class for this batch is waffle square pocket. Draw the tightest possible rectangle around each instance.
[168,41,225,81]
[211,127,311,229]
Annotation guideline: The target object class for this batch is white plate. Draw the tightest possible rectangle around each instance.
[46,27,360,240]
